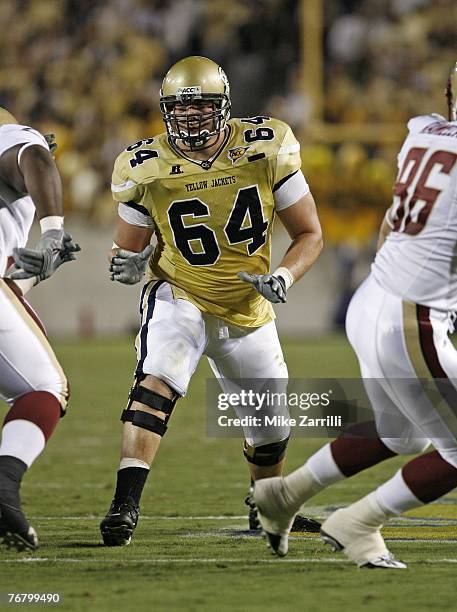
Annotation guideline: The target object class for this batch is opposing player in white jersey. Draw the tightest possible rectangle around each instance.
[0,108,79,551]
[251,64,457,568]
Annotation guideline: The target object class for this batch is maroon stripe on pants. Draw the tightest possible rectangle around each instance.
[405,306,457,501]
[417,305,447,377]
[3,278,47,336]
[416,305,457,417]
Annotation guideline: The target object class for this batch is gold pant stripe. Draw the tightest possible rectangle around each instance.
[0,279,68,411]
[402,300,457,437]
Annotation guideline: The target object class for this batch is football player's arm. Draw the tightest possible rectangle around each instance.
[276,191,323,283]
[1,143,79,285]
[18,145,63,219]
[260,124,322,292]
[238,191,322,304]
[110,216,154,260]
[110,152,156,283]
[109,216,154,285]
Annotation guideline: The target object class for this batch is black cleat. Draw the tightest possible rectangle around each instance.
[244,495,321,533]
[100,497,139,546]
[290,514,321,533]
[266,532,283,554]
[0,494,38,552]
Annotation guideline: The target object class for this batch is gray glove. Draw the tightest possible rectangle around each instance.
[44,133,57,155]
[238,271,287,303]
[110,245,154,285]
[53,233,81,268]
[11,230,80,281]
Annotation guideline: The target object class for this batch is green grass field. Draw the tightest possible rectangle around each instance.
[0,335,456,611]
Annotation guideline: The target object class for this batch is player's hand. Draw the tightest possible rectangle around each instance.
[53,233,81,268]
[109,244,154,285]
[44,133,57,155]
[237,271,287,304]
[11,230,80,281]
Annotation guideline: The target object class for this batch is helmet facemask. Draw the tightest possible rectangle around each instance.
[160,93,231,151]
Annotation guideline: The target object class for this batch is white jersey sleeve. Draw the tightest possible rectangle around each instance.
[0,124,49,158]
[117,202,155,228]
[273,169,310,211]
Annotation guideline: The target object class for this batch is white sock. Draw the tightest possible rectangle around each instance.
[375,469,422,515]
[119,457,150,470]
[282,444,345,508]
[346,491,392,528]
[0,420,45,467]
[283,463,324,508]
[306,443,345,486]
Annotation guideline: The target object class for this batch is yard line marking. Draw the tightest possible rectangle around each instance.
[30,515,249,520]
[26,483,108,489]
[177,532,457,544]
[385,538,457,544]
[0,558,345,564]
[29,514,457,525]
[2,557,457,565]
[24,482,247,490]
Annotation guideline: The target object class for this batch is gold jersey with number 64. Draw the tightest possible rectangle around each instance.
[111,116,302,328]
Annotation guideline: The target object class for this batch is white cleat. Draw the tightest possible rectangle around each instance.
[320,508,407,569]
[252,477,298,557]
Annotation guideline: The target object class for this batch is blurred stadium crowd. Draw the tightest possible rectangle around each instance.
[0,0,454,246]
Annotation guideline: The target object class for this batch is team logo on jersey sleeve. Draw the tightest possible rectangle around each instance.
[227,145,251,165]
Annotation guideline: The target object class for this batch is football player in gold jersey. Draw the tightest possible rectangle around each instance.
[100,56,323,545]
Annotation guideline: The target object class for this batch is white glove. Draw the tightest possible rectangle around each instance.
[109,245,154,285]
[237,271,287,304]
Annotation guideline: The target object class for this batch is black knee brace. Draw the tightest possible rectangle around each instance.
[243,437,290,466]
[121,382,178,437]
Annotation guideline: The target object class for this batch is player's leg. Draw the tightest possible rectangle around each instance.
[206,319,289,477]
[206,318,320,535]
[252,375,423,556]
[262,373,429,517]
[252,276,427,554]
[100,282,206,545]
[320,302,457,568]
[100,373,178,546]
[320,448,457,569]
[0,279,69,551]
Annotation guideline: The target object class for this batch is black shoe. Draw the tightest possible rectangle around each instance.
[244,495,321,533]
[290,514,321,533]
[100,497,139,546]
[0,491,38,552]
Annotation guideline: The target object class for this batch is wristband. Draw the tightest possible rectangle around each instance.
[273,266,294,290]
[40,216,64,233]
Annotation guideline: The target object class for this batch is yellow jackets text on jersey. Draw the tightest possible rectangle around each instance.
[111,117,301,327]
